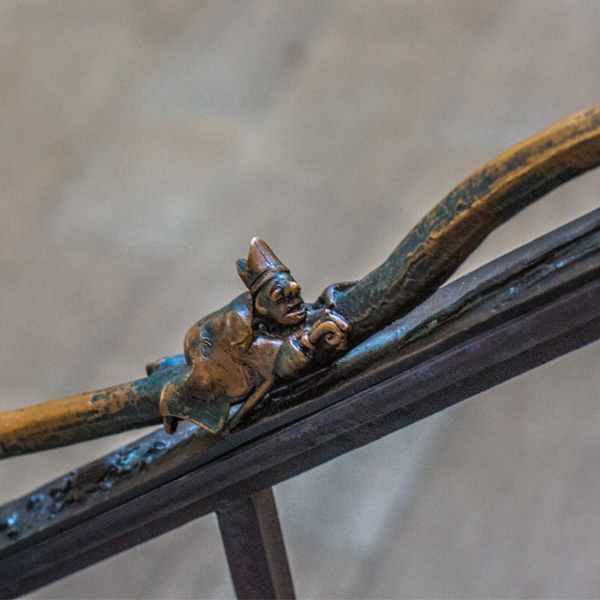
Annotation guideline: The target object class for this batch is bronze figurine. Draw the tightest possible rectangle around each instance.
[157,237,350,435]
[2,104,600,459]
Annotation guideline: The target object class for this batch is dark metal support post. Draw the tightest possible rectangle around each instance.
[217,487,295,600]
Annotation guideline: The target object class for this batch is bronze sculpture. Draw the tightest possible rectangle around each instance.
[2,104,600,459]
[157,236,350,435]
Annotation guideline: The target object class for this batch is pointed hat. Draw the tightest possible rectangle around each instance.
[237,237,290,293]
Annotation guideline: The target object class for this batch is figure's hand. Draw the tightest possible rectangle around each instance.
[274,310,351,381]
[302,309,350,353]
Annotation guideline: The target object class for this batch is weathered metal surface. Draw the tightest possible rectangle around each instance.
[0,359,180,457]
[2,106,600,457]
[217,487,295,600]
[1,208,600,597]
[333,105,600,345]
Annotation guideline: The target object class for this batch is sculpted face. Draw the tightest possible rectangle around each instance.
[255,272,306,327]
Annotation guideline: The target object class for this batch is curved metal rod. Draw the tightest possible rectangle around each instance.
[1,105,600,459]
[333,105,600,344]
[0,358,182,458]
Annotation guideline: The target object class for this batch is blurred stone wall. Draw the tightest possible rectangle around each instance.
[1,1,600,598]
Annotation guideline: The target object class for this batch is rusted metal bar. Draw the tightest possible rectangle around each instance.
[1,208,600,597]
[217,487,295,600]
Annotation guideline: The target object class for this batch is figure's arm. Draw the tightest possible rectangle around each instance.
[272,310,350,381]
[226,310,350,430]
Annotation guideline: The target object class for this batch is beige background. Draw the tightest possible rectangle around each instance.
[1,1,600,598]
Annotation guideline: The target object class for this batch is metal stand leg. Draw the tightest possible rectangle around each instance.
[217,487,296,600]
